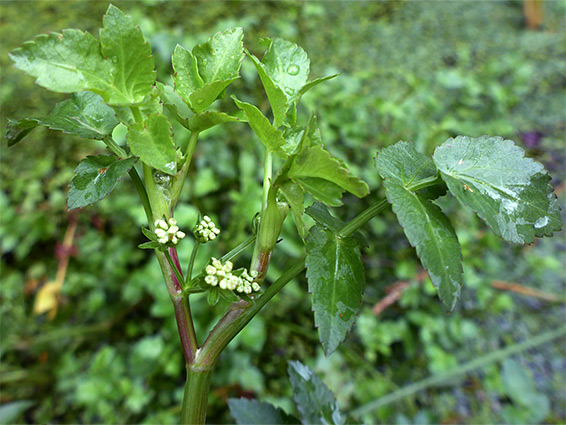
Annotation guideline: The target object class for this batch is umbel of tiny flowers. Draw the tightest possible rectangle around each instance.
[193,216,220,243]
[204,258,260,294]
[154,218,186,245]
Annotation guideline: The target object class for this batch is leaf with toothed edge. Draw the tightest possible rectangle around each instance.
[68,155,138,210]
[306,223,365,356]
[433,135,562,244]
[5,119,39,147]
[233,96,286,155]
[9,29,113,96]
[228,398,298,425]
[6,92,119,146]
[193,27,244,83]
[288,361,344,424]
[99,5,155,105]
[9,5,155,106]
[172,44,204,100]
[127,114,177,175]
[288,145,369,198]
[246,49,288,128]
[376,141,463,311]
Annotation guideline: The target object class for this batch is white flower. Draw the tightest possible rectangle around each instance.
[193,216,220,243]
[153,217,186,246]
[205,265,216,275]
[155,219,168,230]
[205,275,218,286]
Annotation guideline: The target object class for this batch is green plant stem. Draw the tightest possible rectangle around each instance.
[221,235,256,262]
[129,168,153,224]
[103,135,128,158]
[350,326,566,417]
[196,258,306,368]
[181,365,213,425]
[262,149,273,210]
[339,199,389,238]
[406,173,444,192]
[130,106,144,123]
[156,252,198,364]
[170,131,199,209]
[143,163,170,221]
[186,241,200,283]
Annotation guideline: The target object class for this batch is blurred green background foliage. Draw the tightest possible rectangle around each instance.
[1,1,565,424]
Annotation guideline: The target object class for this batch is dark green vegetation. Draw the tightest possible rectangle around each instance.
[1,1,565,424]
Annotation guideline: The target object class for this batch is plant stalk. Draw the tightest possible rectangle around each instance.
[181,365,213,425]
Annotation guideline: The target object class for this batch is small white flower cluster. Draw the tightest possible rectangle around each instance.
[194,216,220,243]
[204,258,260,294]
[154,218,186,245]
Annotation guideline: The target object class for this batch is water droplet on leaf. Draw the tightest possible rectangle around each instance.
[287,65,299,76]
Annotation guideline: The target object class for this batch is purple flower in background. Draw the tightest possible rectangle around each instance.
[520,131,544,149]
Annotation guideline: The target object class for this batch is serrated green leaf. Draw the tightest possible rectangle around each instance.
[279,181,306,239]
[305,202,343,234]
[189,111,244,132]
[157,82,193,129]
[261,38,310,102]
[296,178,344,207]
[306,224,365,355]
[247,50,288,128]
[289,145,369,198]
[127,114,176,175]
[305,202,367,248]
[288,361,344,425]
[375,141,446,199]
[189,80,237,114]
[40,91,118,138]
[99,5,155,105]
[384,180,462,310]
[7,92,118,146]
[5,119,38,147]
[193,27,244,83]
[228,398,298,425]
[68,155,138,209]
[376,141,438,185]
[376,141,463,310]
[233,96,286,154]
[172,44,204,100]
[433,136,562,244]
[9,29,112,95]
[138,241,161,249]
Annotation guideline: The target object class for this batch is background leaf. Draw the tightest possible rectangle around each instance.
[288,361,343,425]
[228,398,298,425]
[306,224,365,355]
[433,136,562,244]
[68,155,138,209]
[127,114,176,174]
